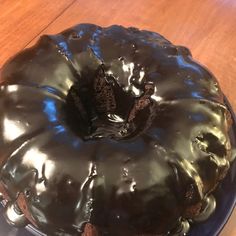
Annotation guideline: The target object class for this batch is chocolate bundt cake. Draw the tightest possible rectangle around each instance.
[0,24,234,236]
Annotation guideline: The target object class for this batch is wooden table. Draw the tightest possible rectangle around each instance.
[0,0,235,235]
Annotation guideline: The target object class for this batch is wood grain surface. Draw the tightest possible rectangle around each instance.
[0,0,76,65]
[0,0,236,235]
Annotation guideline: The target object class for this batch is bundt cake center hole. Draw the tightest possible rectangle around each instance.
[65,66,155,140]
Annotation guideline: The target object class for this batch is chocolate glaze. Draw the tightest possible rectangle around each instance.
[0,24,233,236]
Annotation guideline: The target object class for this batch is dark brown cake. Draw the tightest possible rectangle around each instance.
[0,24,233,236]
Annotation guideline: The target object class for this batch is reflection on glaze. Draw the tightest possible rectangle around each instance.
[0,24,234,236]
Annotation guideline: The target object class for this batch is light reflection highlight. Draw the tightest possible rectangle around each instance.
[3,118,25,141]
[22,148,56,193]
[43,99,57,122]
[177,56,202,74]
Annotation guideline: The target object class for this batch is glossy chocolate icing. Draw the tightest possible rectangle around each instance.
[0,24,233,236]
